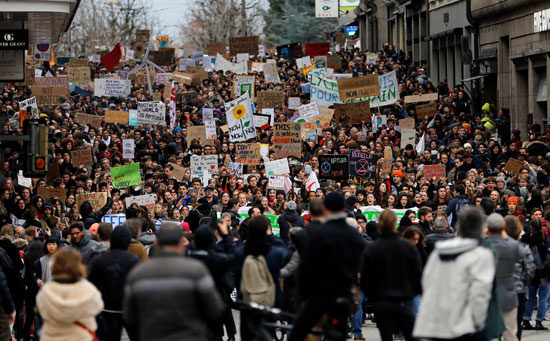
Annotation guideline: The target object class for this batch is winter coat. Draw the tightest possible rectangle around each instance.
[71,231,99,258]
[277,209,305,243]
[513,242,535,293]
[123,250,225,341]
[127,239,148,262]
[83,197,113,229]
[37,279,104,341]
[413,237,495,339]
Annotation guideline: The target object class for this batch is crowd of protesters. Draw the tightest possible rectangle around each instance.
[0,41,548,341]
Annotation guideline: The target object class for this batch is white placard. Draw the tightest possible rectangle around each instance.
[137,102,166,126]
[191,155,219,179]
[268,175,286,189]
[125,194,155,208]
[296,56,312,69]
[179,59,195,72]
[253,115,270,128]
[19,97,39,118]
[225,94,256,142]
[298,102,320,119]
[228,162,243,176]
[202,107,214,121]
[125,49,135,60]
[123,139,135,159]
[214,53,248,74]
[17,173,32,188]
[94,79,132,97]
[205,120,217,139]
[288,97,301,109]
[202,56,213,71]
[236,53,249,63]
[265,158,290,176]
[262,108,275,126]
[155,73,169,85]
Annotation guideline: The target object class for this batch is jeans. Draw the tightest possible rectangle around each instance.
[352,290,365,336]
[523,281,550,321]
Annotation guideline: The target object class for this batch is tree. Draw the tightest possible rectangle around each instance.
[55,0,158,57]
[262,0,338,47]
[178,0,260,51]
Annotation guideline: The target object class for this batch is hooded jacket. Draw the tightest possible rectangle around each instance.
[413,237,495,339]
[36,279,103,341]
[277,209,305,243]
[88,226,139,312]
[72,230,98,258]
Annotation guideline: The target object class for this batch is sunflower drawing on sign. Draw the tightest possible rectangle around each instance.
[225,94,256,142]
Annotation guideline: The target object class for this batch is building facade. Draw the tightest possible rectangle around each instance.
[472,0,550,134]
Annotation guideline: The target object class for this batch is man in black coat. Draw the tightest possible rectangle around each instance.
[361,209,422,341]
[88,225,139,341]
[290,193,366,341]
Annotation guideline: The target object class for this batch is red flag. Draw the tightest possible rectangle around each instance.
[100,43,122,71]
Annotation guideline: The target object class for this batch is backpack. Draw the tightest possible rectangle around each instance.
[240,255,275,307]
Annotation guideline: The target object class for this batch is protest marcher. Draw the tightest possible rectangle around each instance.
[36,247,104,341]
[123,223,224,340]
[413,206,495,340]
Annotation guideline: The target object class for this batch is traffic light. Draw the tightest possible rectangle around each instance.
[23,120,48,177]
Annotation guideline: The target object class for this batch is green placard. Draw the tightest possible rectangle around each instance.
[111,162,141,189]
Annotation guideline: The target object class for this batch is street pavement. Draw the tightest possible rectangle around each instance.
[120,310,550,340]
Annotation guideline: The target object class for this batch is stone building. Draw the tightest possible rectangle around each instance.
[472,0,550,134]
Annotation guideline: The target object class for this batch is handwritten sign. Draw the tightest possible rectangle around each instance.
[105,110,129,124]
[404,93,439,103]
[94,79,131,97]
[333,101,371,123]
[424,164,446,178]
[229,36,259,55]
[256,91,284,109]
[31,87,70,105]
[137,102,165,126]
[125,194,155,211]
[265,158,290,176]
[298,102,320,119]
[228,162,243,177]
[504,158,523,175]
[207,42,226,56]
[337,75,380,101]
[273,122,302,144]
[123,139,134,159]
[273,143,302,159]
[71,148,93,167]
[416,103,438,119]
[235,143,262,165]
[319,155,349,181]
[76,192,107,211]
[268,176,286,190]
[34,76,69,87]
[399,117,415,130]
[37,187,67,202]
[111,163,141,189]
[233,75,255,99]
[400,129,416,149]
[75,113,102,128]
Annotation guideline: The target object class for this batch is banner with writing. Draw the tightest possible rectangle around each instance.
[214,53,248,74]
[75,113,102,128]
[191,155,218,179]
[337,75,380,101]
[123,139,135,159]
[94,79,131,97]
[111,162,141,189]
[343,71,400,108]
[309,73,340,107]
[125,194,155,211]
[31,87,70,106]
[424,164,446,178]
[137,102,166,126]
[37,187,67,202]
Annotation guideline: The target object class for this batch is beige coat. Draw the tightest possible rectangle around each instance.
[37,279,104,341]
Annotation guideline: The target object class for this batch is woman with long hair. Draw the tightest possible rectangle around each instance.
[374,182,389,209]
[36,247,103,341]
[433,186,451,211]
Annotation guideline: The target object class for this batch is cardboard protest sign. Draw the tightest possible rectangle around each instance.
[265,158,290,176]
[273,123,302,144]
[71,148,93,167]
[31,87,70,106]
[504,158,524,175]
[187,125,206,142]
[76,192,107,211]
[305,42,331,57]
[123,139,134,159]
[149,48,175,66]
[415,103,438,119]
[349,150,377,178]
[327,55,342,70]
[225,94,255,142]
[399,117,415,130]
[256,91,284,109]
[46,159,60,184]
[166,163,187,181]
[334,32,346,43]
[235,143,262,165]
[207,42,226,56]
[19,97,39,118]
[273,144,302,159]
[262,63,281,84]
[94,79,131,97]
[337,75,380,101]
[404,93,439,103]
[250,62,264,73]
[308,73,340,108]
[228,162,243,176]
[68,66,91,86]
[69,58,89,67]
[268,176,286,190]
[37,187,66,202]
[105,110,129,124]
[333,101,371,123]
[400,129,416,149]
[233,75,255,99]
[34,76,68,87]
[343,71,399,108]
[424,164,446,178]
[318,155,349,181]
[111,162,141,189]
[125,194,155,211]
[137,102,165,126]
[298,102,320,119]
[229,36,259,55]
[75,113,102,128]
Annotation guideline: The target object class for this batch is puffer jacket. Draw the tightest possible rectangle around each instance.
[413,237,495,339]
[512,242,535,293]
[37,279,103,341]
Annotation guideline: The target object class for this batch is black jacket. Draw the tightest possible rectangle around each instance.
[277,210,305,243]
[299,214,365,300]
[425,229,454,255]
[185,204,216,232]
[361,232,422,302]
[83,197,113,229]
